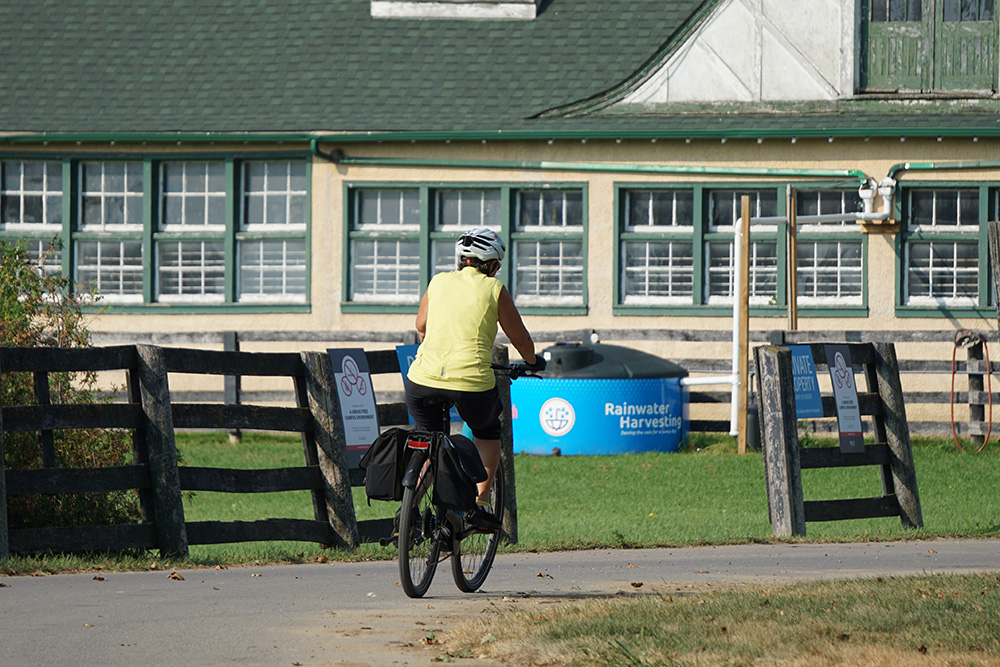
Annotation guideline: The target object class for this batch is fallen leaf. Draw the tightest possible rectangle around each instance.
[251,573,262,578]
[536,572,552,579]
[928,549,938,554]
[630,582,643,588]
[628,563,639,568]
[314,556,327,563]
[214,565,227,570]
[93,576,106,582]
[167,572,185,581]
[918,644,928,654]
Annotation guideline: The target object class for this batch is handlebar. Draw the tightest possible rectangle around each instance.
[491,362,543,380]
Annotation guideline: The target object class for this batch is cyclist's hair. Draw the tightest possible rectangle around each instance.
[458,255,497,275]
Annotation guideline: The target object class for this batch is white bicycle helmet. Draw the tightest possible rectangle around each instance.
[456,227,505,261]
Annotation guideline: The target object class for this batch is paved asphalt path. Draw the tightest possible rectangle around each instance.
[2,538,997,666]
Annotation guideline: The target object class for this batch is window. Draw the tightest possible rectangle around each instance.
[863,0,997,92]
[615,184,867,315]
[795,190,865,306]
[75,161,144,301]
[237,160,307,302]
[345,183,586,311]
[619,190,694,304]
[1,155,310,309]
[512,189,585,307]
[0,160,64,276]
[901,187,982,307]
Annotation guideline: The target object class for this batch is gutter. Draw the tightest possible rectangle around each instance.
[310,140,869,184]
[888,160,1000,180]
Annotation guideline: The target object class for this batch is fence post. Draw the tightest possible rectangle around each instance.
[492,345,518,543]
[223,331,242,444]
[135,345,189,558]
[300,351,360,549]
[872,342,923,529]
[754,345,806,537]
[0,357,8,561]
[967,338,985,449]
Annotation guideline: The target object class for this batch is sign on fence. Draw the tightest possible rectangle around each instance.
[824,344,864,454]
[789,345,824,419]
[328,349,380,460]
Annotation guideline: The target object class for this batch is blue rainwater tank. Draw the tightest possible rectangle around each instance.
[511,342,688,455]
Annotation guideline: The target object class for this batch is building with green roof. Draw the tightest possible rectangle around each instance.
[3,0,999,434]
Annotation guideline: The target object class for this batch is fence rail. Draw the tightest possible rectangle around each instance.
[90,328,1000,438]
[1,342,519,560]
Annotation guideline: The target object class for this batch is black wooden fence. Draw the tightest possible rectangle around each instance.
[0,344,517,560]
[92,328,1000,439]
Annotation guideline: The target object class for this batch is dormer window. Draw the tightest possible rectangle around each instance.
[862,0,997,93]
[371,0,540,20]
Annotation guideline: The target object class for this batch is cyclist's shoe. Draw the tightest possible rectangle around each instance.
[465,505,501,533]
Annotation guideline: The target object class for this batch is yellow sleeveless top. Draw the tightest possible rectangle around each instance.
[407,266,503,392]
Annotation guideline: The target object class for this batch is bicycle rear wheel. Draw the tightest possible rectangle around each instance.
[398,469,440,598]
[451,465,504,592]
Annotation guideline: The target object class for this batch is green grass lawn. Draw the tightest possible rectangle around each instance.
[4,430,997,574]
[170,430,1000,565]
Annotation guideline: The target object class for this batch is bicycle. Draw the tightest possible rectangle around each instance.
[396,362,539,598]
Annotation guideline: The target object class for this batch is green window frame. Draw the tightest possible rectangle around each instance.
[0,154,311,312]
[614,183,868,317]
[862,0,998,92]
[897,183,994,315]
[343,182,587,314]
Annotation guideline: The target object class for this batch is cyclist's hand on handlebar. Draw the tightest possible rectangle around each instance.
[524,356,546,371]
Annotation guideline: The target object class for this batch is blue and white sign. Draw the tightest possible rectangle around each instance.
[511,377,687,455]
[789,345,824,419]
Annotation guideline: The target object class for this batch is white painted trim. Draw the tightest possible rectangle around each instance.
[371,0,538,20]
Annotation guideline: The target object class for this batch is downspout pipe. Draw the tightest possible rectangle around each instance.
[310,141,869,184]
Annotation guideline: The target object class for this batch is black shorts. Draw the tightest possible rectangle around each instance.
[404,380,502,440]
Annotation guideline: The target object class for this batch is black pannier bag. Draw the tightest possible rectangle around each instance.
[358,427,411,503]
[432,434,488,512]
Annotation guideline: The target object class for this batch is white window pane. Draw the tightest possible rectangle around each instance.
[350,239,420,303]
[76,240,143,302]
[432,238,456,275]
[516,190,583,230]
[355,189,420,229]
[797,241,863,304]
[238,239,306,302]
[79,161,143,230]
[622,241,693,304]
[709,190,778,231]
[513,240,583,305]
[241,160,307,229]
[436,189,501,231]
[159,162,226,230]
[157,240,225,301]
[906,241,978,304]
[706,241,777,303]
[625,191,693,230]
[0,160,63,229]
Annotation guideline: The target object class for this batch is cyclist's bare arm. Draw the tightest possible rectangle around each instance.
[414,291,429,342]
[497,286,538,365]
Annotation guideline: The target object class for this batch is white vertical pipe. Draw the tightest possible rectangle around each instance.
[730,223,742,436]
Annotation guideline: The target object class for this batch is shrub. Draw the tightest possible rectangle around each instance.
[1,239,139,530]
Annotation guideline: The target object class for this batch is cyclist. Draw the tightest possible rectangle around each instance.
[405,227,544,532]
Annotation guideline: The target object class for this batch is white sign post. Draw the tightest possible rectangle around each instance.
[824,345,865,454]
[328,349,380,467]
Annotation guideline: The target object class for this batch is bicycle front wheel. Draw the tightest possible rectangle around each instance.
[398,471,440,598]
[451,465,504,593]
